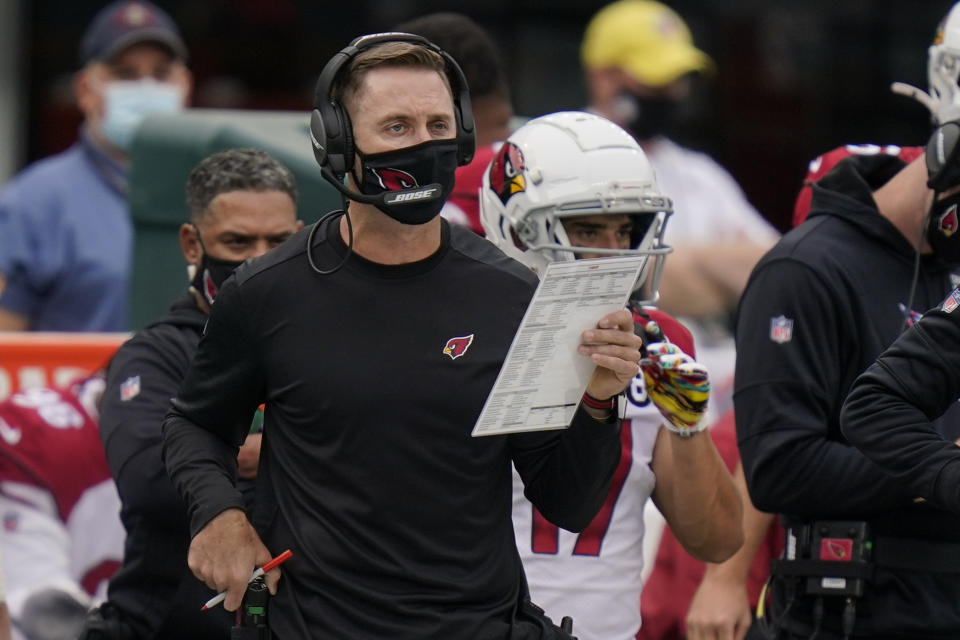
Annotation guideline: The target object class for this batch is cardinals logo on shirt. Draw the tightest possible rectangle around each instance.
[487,142,526,205]
[443,334,475,360]
[369,167,418,191]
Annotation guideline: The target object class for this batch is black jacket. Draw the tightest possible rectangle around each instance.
[100,294,236,638]
[734,154,960,637]
[842,290,960,512]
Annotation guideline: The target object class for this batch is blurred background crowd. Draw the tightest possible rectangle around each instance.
[0,0,951,232]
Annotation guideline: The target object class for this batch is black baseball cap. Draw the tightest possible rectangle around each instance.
[80,0,187,66]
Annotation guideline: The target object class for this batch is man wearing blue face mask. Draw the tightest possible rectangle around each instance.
[0,0,191,332]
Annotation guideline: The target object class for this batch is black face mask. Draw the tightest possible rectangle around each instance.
[189,228,245,305]
[612,92,679,141]
[355,138,459,225]
[927,191,960,262]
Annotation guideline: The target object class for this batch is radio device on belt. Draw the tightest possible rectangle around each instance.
[760,520,872,638]
[231,576,271,640]
[779,520,872,597]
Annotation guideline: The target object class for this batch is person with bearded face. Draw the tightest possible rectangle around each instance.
[80,149,302,640]
[0,0,192,332]
[160,35,645,640]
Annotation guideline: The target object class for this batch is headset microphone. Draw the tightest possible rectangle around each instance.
[317,166,444,210]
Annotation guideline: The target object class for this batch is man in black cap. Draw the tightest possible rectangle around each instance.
[0,1,191,332]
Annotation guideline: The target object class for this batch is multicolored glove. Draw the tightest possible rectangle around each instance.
[641,338,711,437]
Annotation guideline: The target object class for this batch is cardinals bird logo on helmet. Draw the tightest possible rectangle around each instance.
[488,142,526,205]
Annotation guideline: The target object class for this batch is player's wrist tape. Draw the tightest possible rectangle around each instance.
[663,418,708,438]
[581,392,616,411]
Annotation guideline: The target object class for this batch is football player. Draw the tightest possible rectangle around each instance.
[0,375,124,640]
[481,110,743,639]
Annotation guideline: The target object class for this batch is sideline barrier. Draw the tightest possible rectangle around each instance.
[0,332,128,402]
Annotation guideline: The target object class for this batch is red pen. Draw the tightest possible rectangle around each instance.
[201,549,293,610]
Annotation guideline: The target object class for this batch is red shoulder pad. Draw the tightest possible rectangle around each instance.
[0,387,110,521]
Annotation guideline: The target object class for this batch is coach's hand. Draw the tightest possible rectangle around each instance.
[580,309,645,402]
[188,508,278,611]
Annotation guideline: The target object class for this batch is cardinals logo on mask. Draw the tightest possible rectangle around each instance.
[937,203,959,236]
[927,193,960,262]
[355,139,459,225]
[488,142,526,205]
[369,167,418,191]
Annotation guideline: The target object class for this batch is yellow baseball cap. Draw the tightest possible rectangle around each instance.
[581,0,713,87]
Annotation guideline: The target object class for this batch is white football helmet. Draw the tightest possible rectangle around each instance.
[892,3,960,124]
[480,111,672,303]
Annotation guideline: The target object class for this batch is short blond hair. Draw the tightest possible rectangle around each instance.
[333,41,452,111]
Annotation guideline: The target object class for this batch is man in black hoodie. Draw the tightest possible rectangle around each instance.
[734,143,960,639]
[83,148,302,639]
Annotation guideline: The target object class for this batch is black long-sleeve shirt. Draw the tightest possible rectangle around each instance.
[734,155,960,637]
[162,217,621,639]
[842,292,960,513]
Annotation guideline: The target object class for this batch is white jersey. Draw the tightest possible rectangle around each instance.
[0,379,124,631]
[512,309,694,640]
[645,137,777,247]
[647,136,778,425]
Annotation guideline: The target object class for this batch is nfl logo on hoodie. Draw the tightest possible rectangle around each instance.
[120,375,141,401]
[770,315,794,344]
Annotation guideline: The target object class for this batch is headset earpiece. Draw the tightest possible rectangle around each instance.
[926,121,960,191]
[341,108,355,178]
[309,109,328,167]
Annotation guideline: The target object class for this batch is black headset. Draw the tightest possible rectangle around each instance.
[926,120,960,191]
[309,32,476,183]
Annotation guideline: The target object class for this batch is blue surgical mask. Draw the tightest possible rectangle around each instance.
[101,79,183,151]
